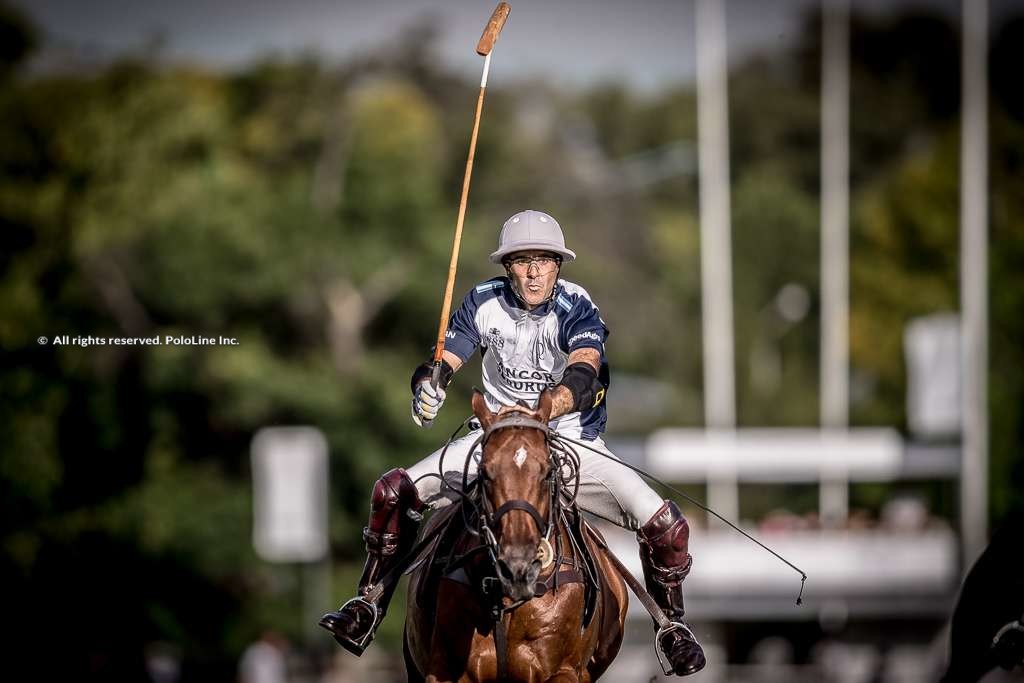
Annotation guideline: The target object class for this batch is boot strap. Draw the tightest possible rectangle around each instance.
[363,528,400,556]
[647,553,692,584]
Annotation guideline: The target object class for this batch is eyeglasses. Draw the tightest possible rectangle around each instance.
[506,255,561,272]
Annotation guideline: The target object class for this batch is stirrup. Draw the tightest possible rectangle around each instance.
[993,619,1024,647]
[654,621,701,676]
[993,619,1024,669]
[323,597,380,651]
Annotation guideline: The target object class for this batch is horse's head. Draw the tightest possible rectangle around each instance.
[472,389,555,602]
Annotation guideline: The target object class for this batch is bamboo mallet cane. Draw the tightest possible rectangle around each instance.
[430,2,511,388]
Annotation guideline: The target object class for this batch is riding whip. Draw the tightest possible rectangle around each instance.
[430,2,511,388]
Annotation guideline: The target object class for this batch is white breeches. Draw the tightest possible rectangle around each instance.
[405,426,665,531]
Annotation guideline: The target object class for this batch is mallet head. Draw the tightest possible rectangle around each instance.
[476,2,511,56]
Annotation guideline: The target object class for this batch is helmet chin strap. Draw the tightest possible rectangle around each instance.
[505,266,560,309]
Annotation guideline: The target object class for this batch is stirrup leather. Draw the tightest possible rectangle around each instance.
[654,621,701,676]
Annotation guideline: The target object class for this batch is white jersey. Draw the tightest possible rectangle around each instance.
[443,276,609,439]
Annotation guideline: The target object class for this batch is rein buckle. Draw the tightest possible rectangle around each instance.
[536,537,554,569]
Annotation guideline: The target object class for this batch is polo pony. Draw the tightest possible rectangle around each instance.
[403,390,628,682]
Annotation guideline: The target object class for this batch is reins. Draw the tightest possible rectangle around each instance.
[401,410,808,681]
[551,432,809,606]
[418,412,809,603]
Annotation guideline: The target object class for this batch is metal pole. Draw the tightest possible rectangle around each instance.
[959,0,989,568]
[696,0,738,526]
[820,0,851,528]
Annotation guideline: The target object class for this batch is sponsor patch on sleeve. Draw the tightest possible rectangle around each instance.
[568,330,602,346]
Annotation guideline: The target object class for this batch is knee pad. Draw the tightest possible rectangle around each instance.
[368,468,425,540]
[638,500,692,573]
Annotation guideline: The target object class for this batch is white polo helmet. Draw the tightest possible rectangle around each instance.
[488,210,577,264]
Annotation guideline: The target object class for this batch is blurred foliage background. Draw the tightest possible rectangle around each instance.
[1,2,1022,679]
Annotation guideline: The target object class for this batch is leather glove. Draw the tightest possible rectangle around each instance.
[410,359,454,428]
[411,381,446,427]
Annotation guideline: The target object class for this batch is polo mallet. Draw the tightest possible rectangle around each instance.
[430,1,511,389]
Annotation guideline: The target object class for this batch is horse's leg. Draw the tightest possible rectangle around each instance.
[423,580,483,683]
[544,671,580,683]
[404,626,425,683]
[405,561,433,681]
[585,539,628,682]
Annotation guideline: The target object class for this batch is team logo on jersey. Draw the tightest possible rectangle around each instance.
[495,358,559,393]
[486,327,505,351]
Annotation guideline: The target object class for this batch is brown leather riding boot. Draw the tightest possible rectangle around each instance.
[319,468,426,656]
[637,500,707,676]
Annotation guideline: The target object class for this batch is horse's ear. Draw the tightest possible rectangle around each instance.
[472,389,494,430]
[537,389,554,423]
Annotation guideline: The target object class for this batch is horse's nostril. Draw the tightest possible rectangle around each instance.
[526,560,541,582]
[497,559,515,582]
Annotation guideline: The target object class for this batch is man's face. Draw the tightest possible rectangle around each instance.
[505,250,561,309]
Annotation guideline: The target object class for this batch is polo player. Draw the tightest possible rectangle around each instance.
[320,210,706,676]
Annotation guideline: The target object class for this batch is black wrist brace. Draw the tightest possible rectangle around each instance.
[410,359,454,395]
[559,362,606,412]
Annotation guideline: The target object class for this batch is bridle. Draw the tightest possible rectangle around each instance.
[467,413,557,565]
[447,412,583,584]
[457,412,582,683]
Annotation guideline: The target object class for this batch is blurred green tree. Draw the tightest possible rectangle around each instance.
[1,5,1022,679]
